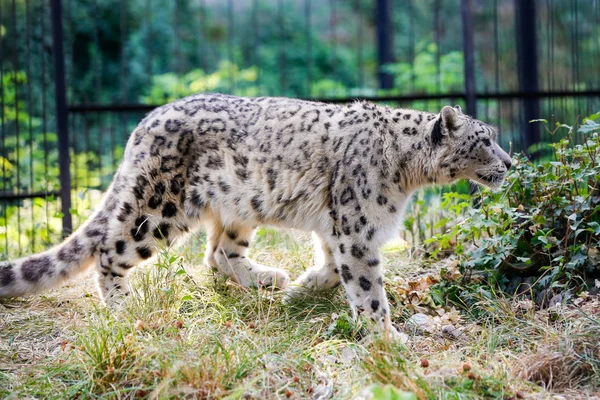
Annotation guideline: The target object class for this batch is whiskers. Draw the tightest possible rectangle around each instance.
[472,165,506,188]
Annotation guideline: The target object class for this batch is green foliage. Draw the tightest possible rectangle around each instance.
[142,62,262,103]
[0,71,61,194]
[383,43,464,93]
[369,384,417,400]
[142,61,360,102]
[430,112,600,295]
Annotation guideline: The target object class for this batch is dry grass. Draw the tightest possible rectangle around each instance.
[1,228,599,399]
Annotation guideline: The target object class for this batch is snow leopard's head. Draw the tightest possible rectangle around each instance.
[432,105,512,189]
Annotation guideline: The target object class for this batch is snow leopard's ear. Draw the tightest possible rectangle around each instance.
[441,106,459,131]
[440,106,461,135]
[454,105,462,114]
[432,106,461,146]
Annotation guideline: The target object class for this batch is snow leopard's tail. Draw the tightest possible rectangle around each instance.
[0,207,109,298]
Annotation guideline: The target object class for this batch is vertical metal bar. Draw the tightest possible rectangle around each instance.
[119,0,128,171]
[545,0,551,118]
[461,0,477,117]
[571,0,578,90]
[484,85,489,120]
[199,0,207,73]
[251,0,259,92]
[510,99,517,150]
[84,115,90,188]
[463,0,479,205]
[41,1,50,242]
[408,0,415,92]
[25,0,36,250]
[145,0,152,88]
[277,0,285,95]
[570,0,579,119]
[11,0,22,252]
[109,112,115,172]
[330,0,337,93]
[50,0,73,235]
[375,0,393,89]
[93,0,101,100]
[227,0,234,93]
[70,113,78,225]
[548,0,555,124]
[120,0,127,102]
[305,0,312,96]
[0,0,8,252]
[93,0,102,188]
[98,115,104,187]
[355,0,363,89]
[493,0,500,92]
[514,0,540,154]
[493,0,502,140]
[433,0,441,93]
[596,0,600,92]
[174,0,182,75]
[66,0,78,217]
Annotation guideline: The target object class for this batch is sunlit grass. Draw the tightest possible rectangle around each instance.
[1,229,598,399]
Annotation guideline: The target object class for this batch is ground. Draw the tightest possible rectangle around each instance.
[1,229,599,399]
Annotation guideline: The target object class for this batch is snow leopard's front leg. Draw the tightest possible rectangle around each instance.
[325,208,399,339]
[331,236,397,336]
[205,218,290,289]
[284,232,340,299]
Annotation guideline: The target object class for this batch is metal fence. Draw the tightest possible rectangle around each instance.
[1,0,599,257]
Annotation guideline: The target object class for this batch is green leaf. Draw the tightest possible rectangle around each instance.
[583,112,600,122]
[567,213,578,221]
[370,385,417,400]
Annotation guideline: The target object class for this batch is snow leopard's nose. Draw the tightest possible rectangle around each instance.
[494,142,512,171]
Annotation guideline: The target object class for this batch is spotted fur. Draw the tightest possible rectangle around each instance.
[0,94,511,336]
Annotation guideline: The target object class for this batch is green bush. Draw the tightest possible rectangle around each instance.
[429,112,600,297]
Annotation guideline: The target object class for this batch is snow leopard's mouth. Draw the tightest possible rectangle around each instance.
[474,172,506,189]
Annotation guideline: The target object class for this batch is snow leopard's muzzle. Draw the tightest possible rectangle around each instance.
[469,141,512,189]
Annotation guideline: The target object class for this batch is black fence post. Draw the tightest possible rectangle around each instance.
[515,0,540,154]
[50,0,73,235]
[461,0,481,206]
[461,0,477,117]
[375,0,393,89]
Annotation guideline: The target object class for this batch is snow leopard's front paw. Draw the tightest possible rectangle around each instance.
[283,264,340,302]
[223,258,290,289]
[101,285,131,311]
[251,263,290,289]
[97,272,131,310]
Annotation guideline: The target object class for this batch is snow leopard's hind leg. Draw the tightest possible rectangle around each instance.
[94,203,194,306]
[284,233,340,299]
[94,173,198,307]
[204,217,290,289]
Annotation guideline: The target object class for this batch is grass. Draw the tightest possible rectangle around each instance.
[1,228,599,399]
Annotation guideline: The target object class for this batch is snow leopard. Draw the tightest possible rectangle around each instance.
[0,93,511,336]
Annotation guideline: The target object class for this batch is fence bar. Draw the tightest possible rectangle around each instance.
[0,191,62,201]
[11,0,22,252]
[515,0,540,153]
[50,0,73,235]
[67,88,600,114]
[375,0,393,89]
[305,0,312,96]
[461,0,477,117]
